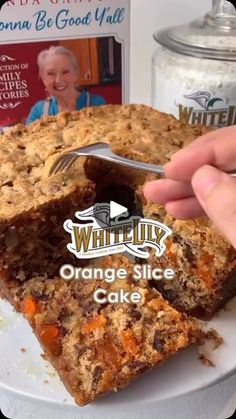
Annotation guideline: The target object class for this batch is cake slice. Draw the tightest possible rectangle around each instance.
[1,255,203,406]
[0,105,209,284]
[143,202,236,319]
[0,163,95,282]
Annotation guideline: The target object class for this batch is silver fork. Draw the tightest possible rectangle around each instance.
[49,142,236,178]
[49,142,165,176]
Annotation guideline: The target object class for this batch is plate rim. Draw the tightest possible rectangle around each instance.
[0,362,236,412]
[1,296,236,411]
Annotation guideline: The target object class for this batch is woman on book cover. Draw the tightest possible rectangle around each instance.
[26,45,106,124]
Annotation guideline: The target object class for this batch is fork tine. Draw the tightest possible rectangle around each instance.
[62,154,78,172]
[57,154,75,174]
[50,156,66,176]
[49,143,110,176]
[49,153,79,176]
[49,157,61,176]
[50,154,70,176]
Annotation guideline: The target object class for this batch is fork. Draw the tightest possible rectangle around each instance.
[49,142,165,176]
[49,142,236,178]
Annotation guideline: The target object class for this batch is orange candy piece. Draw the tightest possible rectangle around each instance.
[199,252,214,264]
[37,324,60,345]
[20,296,38,318]
[82,315,107,334]
[97,338,121,369]
[148,298,164,311]
[121,330,140,356]
[197,252,214,284]
[36,324,61,356]
[165,241,177,263]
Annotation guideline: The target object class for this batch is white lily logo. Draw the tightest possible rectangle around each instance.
[184,91,224,111]
[64,202,172,259]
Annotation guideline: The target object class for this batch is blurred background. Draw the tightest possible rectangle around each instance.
[130,0,212,104]
[0,0,213,129]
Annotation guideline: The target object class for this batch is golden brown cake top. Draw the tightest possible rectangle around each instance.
[0,104,209,222]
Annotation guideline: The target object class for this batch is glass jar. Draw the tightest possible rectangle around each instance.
[152,0,236,127]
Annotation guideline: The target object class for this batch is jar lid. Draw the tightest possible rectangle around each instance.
[154,0,236,61]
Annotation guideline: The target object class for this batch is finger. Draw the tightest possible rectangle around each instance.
[165,126,236,181]
[165,197,205,220]
[143,179,194,205]
[192,165,236,248]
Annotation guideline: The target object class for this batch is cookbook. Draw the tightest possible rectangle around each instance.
[0,0,130,129]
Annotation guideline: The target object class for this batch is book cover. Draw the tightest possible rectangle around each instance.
[0,0,130,129]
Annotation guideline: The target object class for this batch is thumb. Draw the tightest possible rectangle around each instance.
[192,165,236,249]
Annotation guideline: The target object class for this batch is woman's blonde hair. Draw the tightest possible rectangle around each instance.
[37,45,79,76]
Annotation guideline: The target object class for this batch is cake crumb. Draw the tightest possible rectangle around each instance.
[20,347,27,353]
[46,371,56,377]
[198,353,215,368]
[205,329,224,350]
[44,380,49,384]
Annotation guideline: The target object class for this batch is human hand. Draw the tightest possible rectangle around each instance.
[143,126,236,248]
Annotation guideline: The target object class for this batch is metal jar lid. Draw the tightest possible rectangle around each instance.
[154,0,236,61]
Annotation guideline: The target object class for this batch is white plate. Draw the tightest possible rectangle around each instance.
[0,297,236,413]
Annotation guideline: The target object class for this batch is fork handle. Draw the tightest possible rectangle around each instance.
[99,152,165,175]
[97,153,236,178]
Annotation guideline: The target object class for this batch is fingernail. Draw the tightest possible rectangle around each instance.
[192,166,222,201]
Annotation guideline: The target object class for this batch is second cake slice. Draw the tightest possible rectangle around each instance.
[1,255,203,406]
